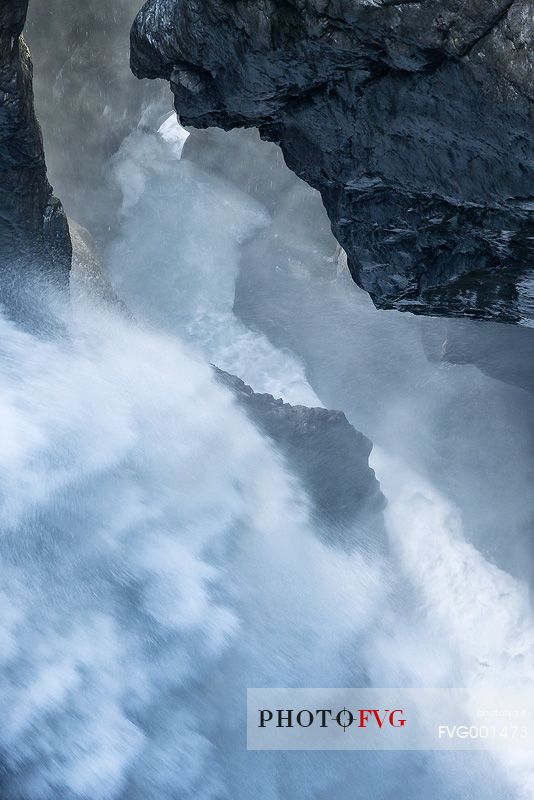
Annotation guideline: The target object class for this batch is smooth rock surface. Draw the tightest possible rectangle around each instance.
[131,0,534,324]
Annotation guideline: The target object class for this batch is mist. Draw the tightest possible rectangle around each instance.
[2,3,533,799]
[25,0,168,244]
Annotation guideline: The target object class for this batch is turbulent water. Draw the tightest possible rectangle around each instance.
[0,109,532,798]
[5,11,534,798]
[0,293,384,798]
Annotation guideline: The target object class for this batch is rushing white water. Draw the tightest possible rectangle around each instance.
[0,292,519,799]
[106,119,320,407]
[0,111,532,800]
[374,449,534,798]
[16,3,534,797]
[0,297,389,798]
[106,115,534,796]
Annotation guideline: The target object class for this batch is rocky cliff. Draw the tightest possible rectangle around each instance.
[131,0,534,324]
[215,367,385,545]
[0,0,71,316]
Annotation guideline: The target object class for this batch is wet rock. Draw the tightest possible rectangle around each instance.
[131,0,534,324]
[0,0,71,318]
[215,367,386,545]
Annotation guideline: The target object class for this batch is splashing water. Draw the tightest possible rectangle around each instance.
[106,119,320,406]
[0,112,532,799]
[373,449,534,797]
[0,296,393,799]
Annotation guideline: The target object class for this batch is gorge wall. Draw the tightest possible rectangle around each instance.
[0,0,71,316]
[131,0,534,325]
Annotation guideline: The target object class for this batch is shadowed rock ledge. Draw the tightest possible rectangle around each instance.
[131,0,534,325]
[0,0,71,316]
[215,367,386,545]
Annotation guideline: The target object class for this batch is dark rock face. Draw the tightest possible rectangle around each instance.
[131,0,534,324]
[215,367,385,544]
[0,0,71,314]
